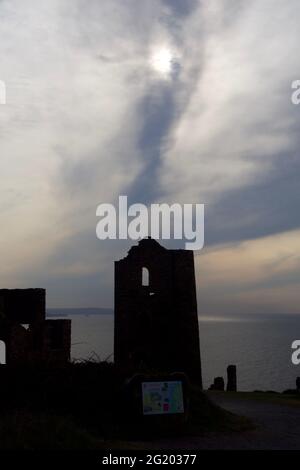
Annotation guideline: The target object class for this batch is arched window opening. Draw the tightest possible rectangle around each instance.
[142,267,149,286]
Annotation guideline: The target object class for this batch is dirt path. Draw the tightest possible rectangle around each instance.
[135,393,300,450]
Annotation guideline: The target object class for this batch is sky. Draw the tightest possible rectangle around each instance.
[0,0,300,314]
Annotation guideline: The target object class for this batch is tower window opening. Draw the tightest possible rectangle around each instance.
[142,267,149,286]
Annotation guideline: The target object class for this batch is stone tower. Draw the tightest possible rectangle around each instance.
[0,288,71,365]
[114,238,202,386]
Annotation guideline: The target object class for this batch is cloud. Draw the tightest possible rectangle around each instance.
[0,0,299,312]
[196,229,300,314]
[0,0,155,291]
[0,0,194,305]
[159,0,300,206]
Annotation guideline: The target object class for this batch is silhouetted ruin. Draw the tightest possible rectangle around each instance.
[0,289,71,365]
[209,377,225,391]
[208,365,237,392]
[114,238,202,386]
[227,364,237,392]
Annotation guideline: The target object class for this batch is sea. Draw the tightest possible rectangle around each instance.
[47,310,300,392]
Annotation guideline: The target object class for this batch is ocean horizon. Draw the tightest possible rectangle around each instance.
[47,310,300,393]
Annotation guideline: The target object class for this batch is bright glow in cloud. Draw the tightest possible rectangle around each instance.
[150,47,174,77]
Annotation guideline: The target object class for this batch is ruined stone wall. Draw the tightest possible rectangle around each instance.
[0,288,45,325]
[0,289,71,366]
[43,319,72,364]
[114,239,202,386]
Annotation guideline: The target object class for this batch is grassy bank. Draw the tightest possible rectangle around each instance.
[208,390,300,408]
[0,361,252,449]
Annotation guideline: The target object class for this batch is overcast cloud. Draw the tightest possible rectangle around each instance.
[0,0,299,313]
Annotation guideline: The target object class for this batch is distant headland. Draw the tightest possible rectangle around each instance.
[46,307,113,317]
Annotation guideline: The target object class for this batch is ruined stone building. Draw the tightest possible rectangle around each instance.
[0,289,71,366]
[114,238,202,386]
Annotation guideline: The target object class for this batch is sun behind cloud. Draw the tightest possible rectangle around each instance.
[150,47,174,77]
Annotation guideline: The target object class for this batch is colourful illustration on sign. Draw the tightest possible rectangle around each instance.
[142,381,184,415]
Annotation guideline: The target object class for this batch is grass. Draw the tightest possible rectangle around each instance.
[209,390,300,408]
[0,411,100,450]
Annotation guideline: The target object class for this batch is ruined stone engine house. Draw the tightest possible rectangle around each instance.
[114,238,202,386]
[0,289,71,366]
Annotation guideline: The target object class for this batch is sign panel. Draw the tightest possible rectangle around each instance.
[142,381,184,415]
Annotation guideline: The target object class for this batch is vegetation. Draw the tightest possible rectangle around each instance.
[0,361,253,449]
[219,390,300,407]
